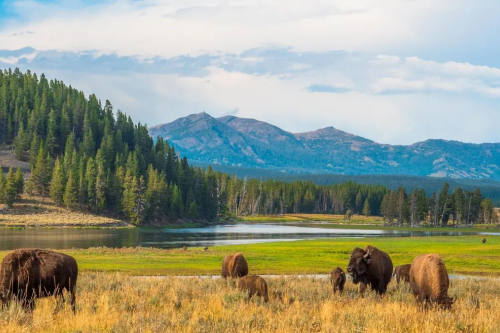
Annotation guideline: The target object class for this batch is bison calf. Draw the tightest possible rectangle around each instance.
[0,249,78,312]
[410,253,454,310]
[393,264,411,285]
[330,267,346,295]
[237,275,269,303]
[221,253,248,278]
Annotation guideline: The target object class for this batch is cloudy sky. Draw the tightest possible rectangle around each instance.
[1,0,500,144]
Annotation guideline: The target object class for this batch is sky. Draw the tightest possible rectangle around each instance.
[1,0,500,145]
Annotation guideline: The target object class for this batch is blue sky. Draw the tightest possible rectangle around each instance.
[1,0,500,144]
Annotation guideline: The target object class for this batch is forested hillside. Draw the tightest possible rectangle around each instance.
[0,68,494,226]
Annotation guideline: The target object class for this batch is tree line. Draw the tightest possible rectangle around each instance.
[0,68,495,226]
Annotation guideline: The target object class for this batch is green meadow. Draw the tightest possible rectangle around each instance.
[0,235,496,276]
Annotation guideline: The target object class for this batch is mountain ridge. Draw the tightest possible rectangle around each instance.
[148,113,500,180]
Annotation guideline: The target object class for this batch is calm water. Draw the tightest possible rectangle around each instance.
[0,224,497,250]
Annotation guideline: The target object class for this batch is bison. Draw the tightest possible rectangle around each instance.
[237,275,269,302]
[347,245,393,295]
[482,238,486,244]
[204,247,209,252]
[393,264,411,285]
[330,267,346,295]
[0,249,78,312]
[410,253,454,309]
[221,253,248,278]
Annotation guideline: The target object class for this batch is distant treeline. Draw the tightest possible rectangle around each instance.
[198,163,500,206]
[0,68,494,226]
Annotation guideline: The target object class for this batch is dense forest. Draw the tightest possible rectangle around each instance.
[0,68,495,226]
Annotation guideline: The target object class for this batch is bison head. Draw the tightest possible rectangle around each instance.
[437,296,454,310]
[347,247,372,284]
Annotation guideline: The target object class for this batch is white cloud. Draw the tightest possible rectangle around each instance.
[406,57,500,78]
[0,0,455,57]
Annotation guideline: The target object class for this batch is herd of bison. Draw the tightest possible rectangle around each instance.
[0,245,456,314]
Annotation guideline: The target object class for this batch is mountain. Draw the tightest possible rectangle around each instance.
[149,113,500,180]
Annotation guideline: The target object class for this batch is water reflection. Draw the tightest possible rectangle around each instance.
[0,224,496,250]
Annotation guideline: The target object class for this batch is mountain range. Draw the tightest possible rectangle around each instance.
[148,112,500,180]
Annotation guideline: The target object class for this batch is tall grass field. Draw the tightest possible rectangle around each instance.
[0,273,496,332]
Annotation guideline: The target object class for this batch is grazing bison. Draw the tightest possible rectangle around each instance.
[347,245,393,295]
[330,267,346,295]
[221,253,248,278]
[237,275,269,302]
[482,238,486,244]
[393,264,411,285]
[0,249,78,312]
[410,253,453,309]
[204,247,209,252]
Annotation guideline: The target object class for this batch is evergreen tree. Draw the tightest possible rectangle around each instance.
[64,170,78,209]
[362,198,371,216]
[50,157,65,205]
[86,157,97,211]
[0,171,5,204]
[14,167,24,199]
[14,122,29,161]
[4,168,17,207]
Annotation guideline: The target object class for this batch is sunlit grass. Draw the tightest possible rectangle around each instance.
[0,273,497,332]
[0,236,497,276]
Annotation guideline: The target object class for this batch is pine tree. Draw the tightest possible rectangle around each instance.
[5,168,17,207]
[50,157,65,205]
[0,171,5,204]
[46,109,57,154]
[86,157,97,211]
[362,198,371,216]
[64,170,78,209]
[14,167,24,199]
[95,161,107,212]
[28,145,52,199]
[14,122,29,161]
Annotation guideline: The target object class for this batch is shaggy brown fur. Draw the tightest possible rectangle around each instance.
[393,264,411,285]
[237,275,269,302]
[204,247,209,252]
[347,245,393,295]
[221,253,249,278]
[0,249,78,312]
[330,267,346,295]
[409,254,453,310]
[482,238,486,244]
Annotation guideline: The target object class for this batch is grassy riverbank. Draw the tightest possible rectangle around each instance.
[0,273,497,332]
[0,235,496,276]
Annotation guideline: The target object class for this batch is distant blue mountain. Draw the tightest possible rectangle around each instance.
[149,112,500,180]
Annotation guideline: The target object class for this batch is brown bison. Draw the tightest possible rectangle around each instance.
[410,254,454,309]
[237,275,269,302]
[482,238,486,244]
[347,245,393,295]
[393,264,411,285]
[0,249,78,312]
[221,253,248,278]
[330,267,346,295]
[204,247,209,252]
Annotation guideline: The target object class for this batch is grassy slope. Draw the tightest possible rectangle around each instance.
[2,235,495,276]
[0,196,129,227]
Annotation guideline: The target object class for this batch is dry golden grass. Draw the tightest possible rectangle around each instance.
[0,273,497,332]
[0,196,128,227]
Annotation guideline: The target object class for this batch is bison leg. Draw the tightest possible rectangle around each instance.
[358,282,367,296]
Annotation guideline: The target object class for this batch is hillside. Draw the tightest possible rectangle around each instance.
[150,113,500,180]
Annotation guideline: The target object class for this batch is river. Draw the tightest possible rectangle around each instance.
[0,223,496,250]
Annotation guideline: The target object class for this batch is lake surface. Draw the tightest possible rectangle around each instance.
[0,224,497,250]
